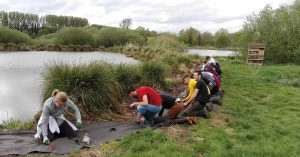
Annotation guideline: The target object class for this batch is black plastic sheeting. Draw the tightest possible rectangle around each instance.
[0,121,142,156]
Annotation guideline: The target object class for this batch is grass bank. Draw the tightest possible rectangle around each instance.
[101,59,300,157]
[3,58,300,157]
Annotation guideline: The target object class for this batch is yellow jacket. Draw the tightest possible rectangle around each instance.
[184,79,197,101]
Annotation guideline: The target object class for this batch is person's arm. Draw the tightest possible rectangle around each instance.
[183,89,199,107]
[130,95,148,107]
[66,99,81,122]
[184,81,195,101]
[41,101,50,139]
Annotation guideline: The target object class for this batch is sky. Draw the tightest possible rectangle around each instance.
[0,0,295,33]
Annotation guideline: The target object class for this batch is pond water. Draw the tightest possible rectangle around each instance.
[188,49,240,57]
[0,51,138,123]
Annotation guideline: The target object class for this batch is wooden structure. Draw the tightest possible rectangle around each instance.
[247,43,265,65]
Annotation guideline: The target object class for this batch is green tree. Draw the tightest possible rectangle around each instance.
[178,27,201,46]
[201,31,214,46]
[240,0,300,64]
[119,18,132,29]
[215,28,230,48]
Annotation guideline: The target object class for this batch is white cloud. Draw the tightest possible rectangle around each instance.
[0,0,294,33]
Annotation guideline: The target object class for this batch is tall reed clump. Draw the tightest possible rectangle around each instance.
[140,61,168,88]
[41,61,123,115]
[114,64,142,90]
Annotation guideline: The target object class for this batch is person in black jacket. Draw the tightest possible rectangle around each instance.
[178,71,210,118]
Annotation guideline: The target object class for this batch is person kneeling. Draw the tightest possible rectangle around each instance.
[178,72,210,118]
[128,86,162,127]
[35,89,82,145]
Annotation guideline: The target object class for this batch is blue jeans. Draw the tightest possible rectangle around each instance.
[137,105,162,126]
[137,104,162,115]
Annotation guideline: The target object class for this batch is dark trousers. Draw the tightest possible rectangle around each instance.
[177,101,206,117]
[42,121,76,142]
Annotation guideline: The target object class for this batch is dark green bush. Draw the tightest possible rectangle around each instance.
[140,61,167,88]
[114,64,142,90]
[95,27,145,48]
[54,27,94,47]
[147,35,186,53]
[0,27,32,44]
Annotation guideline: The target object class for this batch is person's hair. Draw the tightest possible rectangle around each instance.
[183,73,192,79]
[206,56,211,60]
[52,89,68,102]
[195,70,202,77]
[52,89,60,96]
[127,86,136,94]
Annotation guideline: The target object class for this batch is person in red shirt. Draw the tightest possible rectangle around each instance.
[128,86,162,126]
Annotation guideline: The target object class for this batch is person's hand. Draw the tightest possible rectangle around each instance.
[130,103,136,108]
[183,102,188,107]
[75,121,82,129]
[43,136,50,145]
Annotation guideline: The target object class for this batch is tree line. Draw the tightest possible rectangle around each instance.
[0,11,88,37]
[178,27,236,48]
[239,0,300,64]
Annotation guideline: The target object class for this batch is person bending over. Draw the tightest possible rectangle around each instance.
[35,89,82,145]
[128,86,162,126]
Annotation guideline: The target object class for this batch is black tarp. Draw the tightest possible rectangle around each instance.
[0,121,142,156]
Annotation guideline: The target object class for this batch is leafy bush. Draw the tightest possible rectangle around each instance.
[140,61,167,88]
[147,35,186,53]
[95,27,145,48]
[0,27,32,44]
[54,27,94,47]
[114,64,142,90]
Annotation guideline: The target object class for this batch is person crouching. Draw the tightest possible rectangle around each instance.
[128,86,162,127]
[35,89,82,145]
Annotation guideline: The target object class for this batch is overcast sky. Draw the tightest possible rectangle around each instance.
[0,0,294,33]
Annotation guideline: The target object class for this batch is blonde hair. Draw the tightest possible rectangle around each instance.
[52,89,68,102]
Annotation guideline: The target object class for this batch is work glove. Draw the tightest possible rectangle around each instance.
[43,136,50,145]
[75,120,82,129]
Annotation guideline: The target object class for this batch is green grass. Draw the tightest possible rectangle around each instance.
[104,59,300,157]
[0,119,35,131]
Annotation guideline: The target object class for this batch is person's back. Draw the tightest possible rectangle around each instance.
[136,86,162,106]
[205,65,218,76]
[195,79,210,105]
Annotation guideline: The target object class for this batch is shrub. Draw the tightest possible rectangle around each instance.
[147,35,186,53]
[54,27,94,47]
[95,27,145,48]
[0,27,32,44]
[140,61,167,88]
[41,61,123,115]
[114,64,142,90]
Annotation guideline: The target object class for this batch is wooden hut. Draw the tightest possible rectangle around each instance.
[247,43,265,65]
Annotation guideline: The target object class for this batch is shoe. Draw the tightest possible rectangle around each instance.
[190,117,197,124]
[187,117,193,125]
[206,102,213,112]
[202,107,209,119]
